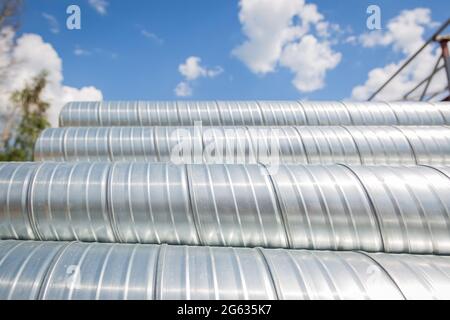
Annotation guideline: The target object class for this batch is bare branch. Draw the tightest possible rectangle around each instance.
[0,0,22,31]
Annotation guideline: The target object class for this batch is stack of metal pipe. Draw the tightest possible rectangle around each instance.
[2,100,450,300]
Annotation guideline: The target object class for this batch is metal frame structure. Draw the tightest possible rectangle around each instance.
[368,18,450,102]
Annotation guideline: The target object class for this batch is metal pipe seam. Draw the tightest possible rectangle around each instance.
[34,126,450,165]
[58,101,450,127]
[2,163,450,254]
[1,240,450,300]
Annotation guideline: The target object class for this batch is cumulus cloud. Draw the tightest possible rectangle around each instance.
[280,35,341,92]
[352,8,445,100]
[88,0,109,15]
[178,56,223,81]
[359,8,437,55]
[0,30,102,127]
[174,82,193,97]
[174,56,223,97]
[232,0,341,92]
[42,13,59,34]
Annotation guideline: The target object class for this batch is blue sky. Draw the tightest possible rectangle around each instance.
[18,0,450,101]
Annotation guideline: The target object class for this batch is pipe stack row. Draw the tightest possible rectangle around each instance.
[2,101,450,300]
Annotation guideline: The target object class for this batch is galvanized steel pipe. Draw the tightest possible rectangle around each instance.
[58,101,450,127]
[2,162,450,254]
[34,126,450,165]
[0,240,449,300]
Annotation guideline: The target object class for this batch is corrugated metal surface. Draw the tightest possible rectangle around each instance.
[30,162,115,243]
[0,241,63,300]
[4,99,450,300]
[395,126,450,165]
[431,102,450,123]
[2,162,450,254]
[59,101,450,127]
[261,250,403,300]
[0,163,39,240]
[367,252,450,300]
[269,165,382,251]
[347,165,450,254]
[1,240,450,300]
[35,126,450,165]
[386,102,445,125]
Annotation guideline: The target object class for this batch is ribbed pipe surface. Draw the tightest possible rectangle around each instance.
[2,163,450,254]
[34,126,450,165]
[1,240,450,300]
[58,101,450,127]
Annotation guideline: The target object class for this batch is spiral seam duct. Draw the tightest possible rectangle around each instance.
[2,101,450,300]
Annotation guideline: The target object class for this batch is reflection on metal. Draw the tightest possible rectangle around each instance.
[6,96,450,301]
[35,126,450,165]
[2,163,450,254]
[1,240,450,300]
[58,101,450,127]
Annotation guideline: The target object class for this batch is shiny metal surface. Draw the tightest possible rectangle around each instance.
[2,163,450,254]
[395,126,450,165]
[270,165,382,251]
[0,241,64,300]
[257,101,307,125]
[2,240,450,300]
[344,126,415,165]
[341,101,398,125]
[109,163,199,244]
[262,249,404,300]
[348,165,450,254]
[30,163,115,243]
[431,102,450,123]
[299,101,353,125]
[40,241,160,300]
[367,252,450,300]
[59,101,450,127]
[0,163,39,240]
[188,164,287,248]
[35,126,450,165]
[386,101,444,125]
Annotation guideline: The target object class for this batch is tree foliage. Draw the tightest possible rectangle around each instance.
[0,72,50,161]
[0,0,50,162]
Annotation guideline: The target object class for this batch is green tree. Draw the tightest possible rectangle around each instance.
[0,72,50,161]
[1,1,50,162]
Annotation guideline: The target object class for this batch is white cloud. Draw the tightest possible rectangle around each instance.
[280,35,341,92]
[178,56,223,80]
[74,46,91,56]
[232,0,341,92]
[232,0,305,74]
[93,48,118,60]
[174,82,192,97]
[175,56,223,97]
[0,27,14,73]
[42,13,59,34]
[141,29,163,44]
[0,30,102,127]
[344,35,357,45]
[359,8,435,55]
[88,0,109,15]
[359,30,392,48]
[352,8,445,100]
